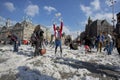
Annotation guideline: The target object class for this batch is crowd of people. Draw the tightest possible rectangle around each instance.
[6,12,120,57]
[83,32,115,55]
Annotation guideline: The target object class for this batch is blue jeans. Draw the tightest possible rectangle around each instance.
[55,39,62,54]
[13,42,18,52]
[104,42,113,55]
[55,39,62,47]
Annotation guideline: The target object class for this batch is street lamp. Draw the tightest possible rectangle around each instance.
[109,0,116,28]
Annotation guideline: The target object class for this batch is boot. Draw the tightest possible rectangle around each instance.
[60,49,62,57]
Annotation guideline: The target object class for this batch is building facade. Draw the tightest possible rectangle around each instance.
[80,17,114,40]
[0,20,51,43]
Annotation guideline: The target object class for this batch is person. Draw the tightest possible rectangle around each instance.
[32,25,44,57]
[53,20,63,57]
[69,41,78,50]
[104,34,114,55]
[97,32,104,53]
[115,12,120,55]
[30,32,37,47]
[8,32,19,52]
[65,35,72,46]
[84,35,92,52]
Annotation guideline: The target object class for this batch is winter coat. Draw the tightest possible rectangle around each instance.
[35,29,44,41]
[53,22,63,39]
[31,29,44,47]
[31,33,37,45]
[31,30,44,43]
[84,37,92,47]
[107,34,113,43]
[10,34,18,42]
[97,35,104,43]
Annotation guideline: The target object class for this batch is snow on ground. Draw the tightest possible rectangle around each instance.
[0,44,120,80]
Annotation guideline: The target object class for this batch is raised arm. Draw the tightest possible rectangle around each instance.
[60,21,63,31]
[53,23,56,31]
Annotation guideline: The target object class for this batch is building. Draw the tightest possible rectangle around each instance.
[0,19,51,43]
[80,17,114,40]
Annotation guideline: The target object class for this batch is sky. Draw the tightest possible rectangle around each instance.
[0,0,120,37]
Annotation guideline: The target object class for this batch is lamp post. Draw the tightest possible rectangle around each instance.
[109,0,116,28]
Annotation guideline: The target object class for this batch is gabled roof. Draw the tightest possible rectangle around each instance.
[101,19,112,26]
[91,19,112,26]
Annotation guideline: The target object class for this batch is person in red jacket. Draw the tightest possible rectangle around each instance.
[53,20,63,57]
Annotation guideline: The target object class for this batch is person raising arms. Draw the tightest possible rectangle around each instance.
[53,20,63,57]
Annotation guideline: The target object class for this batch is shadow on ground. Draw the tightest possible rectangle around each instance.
[0,66,56,80]
[16,66,56,80]
[17,50,34,57]
[54,57,120,80]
